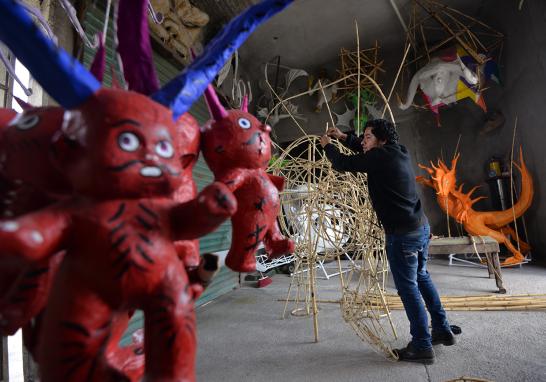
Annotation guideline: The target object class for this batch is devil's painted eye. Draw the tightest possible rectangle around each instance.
[155,140,174,158]
[238,118,251,129]
[12,114,39,130]
[118,132,140,152]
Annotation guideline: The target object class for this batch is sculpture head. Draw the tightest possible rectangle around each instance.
[0,107,71,195]
[418,154,459,199]
[55,88,184,198]
[399,55,478,110]
[201,86,272,175]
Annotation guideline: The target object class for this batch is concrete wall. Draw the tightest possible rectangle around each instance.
[482,0,546,263]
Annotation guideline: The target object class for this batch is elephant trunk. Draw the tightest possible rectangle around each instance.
[398,69,421,110]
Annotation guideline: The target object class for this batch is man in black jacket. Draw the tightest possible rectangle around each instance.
[320,119,455,364]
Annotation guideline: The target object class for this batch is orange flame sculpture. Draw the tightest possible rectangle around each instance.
[417,149,533,265]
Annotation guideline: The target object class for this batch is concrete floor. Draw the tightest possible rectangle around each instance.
[196,258,546,382]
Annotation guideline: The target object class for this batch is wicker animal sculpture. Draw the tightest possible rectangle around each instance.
[201,88,295,272]
[417,150,533,265]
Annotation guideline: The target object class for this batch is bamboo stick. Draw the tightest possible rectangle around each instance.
[355,19,361,135]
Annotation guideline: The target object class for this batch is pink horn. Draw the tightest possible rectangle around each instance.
[241,95,248,112]
[204,85,229,121]
[13,95,32,110]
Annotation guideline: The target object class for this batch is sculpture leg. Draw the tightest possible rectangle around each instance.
[37,281,128,382]
[104,312,145,381]
[142,264,196,382]
[224,215,267,272]
[493,230,525,265]
[499,225,531,254]
[263,220,294,258]
[468,225,525,266]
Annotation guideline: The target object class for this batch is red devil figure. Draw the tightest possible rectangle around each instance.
[0,105,215,381]
[201,87,294,272]
[0,88,237,381]
[0,106,70,341]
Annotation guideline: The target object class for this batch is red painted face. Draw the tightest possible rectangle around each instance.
[0,107,71,195]
[57,88,184,198]
[201,109,272,175]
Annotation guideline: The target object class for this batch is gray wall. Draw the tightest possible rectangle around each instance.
[481,0,546,263]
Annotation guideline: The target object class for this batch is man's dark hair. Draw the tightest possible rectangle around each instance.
[365,119,399,144]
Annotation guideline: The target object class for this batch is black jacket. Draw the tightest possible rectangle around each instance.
[324,134,426,234]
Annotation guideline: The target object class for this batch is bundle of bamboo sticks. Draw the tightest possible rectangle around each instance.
[383,293,546,311]
[286,293,546,312]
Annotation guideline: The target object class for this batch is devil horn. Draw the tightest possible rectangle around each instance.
[241,95,249,112]
[204,85,229,121]
[12,95,32,110]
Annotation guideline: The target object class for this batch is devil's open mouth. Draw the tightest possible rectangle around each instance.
[108,159,181,177]
[140,166,162,177]
[243,132,266,155]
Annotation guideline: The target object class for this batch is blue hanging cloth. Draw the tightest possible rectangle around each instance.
[0,0,101,109]
[151,0,294,120]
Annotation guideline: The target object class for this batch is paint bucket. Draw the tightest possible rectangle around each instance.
[488,158,502,178]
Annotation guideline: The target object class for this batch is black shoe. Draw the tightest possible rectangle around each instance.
[431,329,456,346]
[394,343,435,365]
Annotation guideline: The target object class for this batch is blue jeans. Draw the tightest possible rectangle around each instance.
[386,224,450,350]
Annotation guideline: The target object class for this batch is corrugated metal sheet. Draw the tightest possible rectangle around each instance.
[0,46,12,107]
[82,5,238,346]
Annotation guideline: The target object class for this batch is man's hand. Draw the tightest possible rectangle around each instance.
[326,126,347,141]
[320,134,331,148]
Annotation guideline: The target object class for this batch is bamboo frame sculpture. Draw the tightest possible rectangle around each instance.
[404,0,504,70]
[265,19,403,358]
[337,41,385,96]
[271,136,398,357]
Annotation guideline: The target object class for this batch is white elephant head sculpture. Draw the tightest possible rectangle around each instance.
[399,56,478,110]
